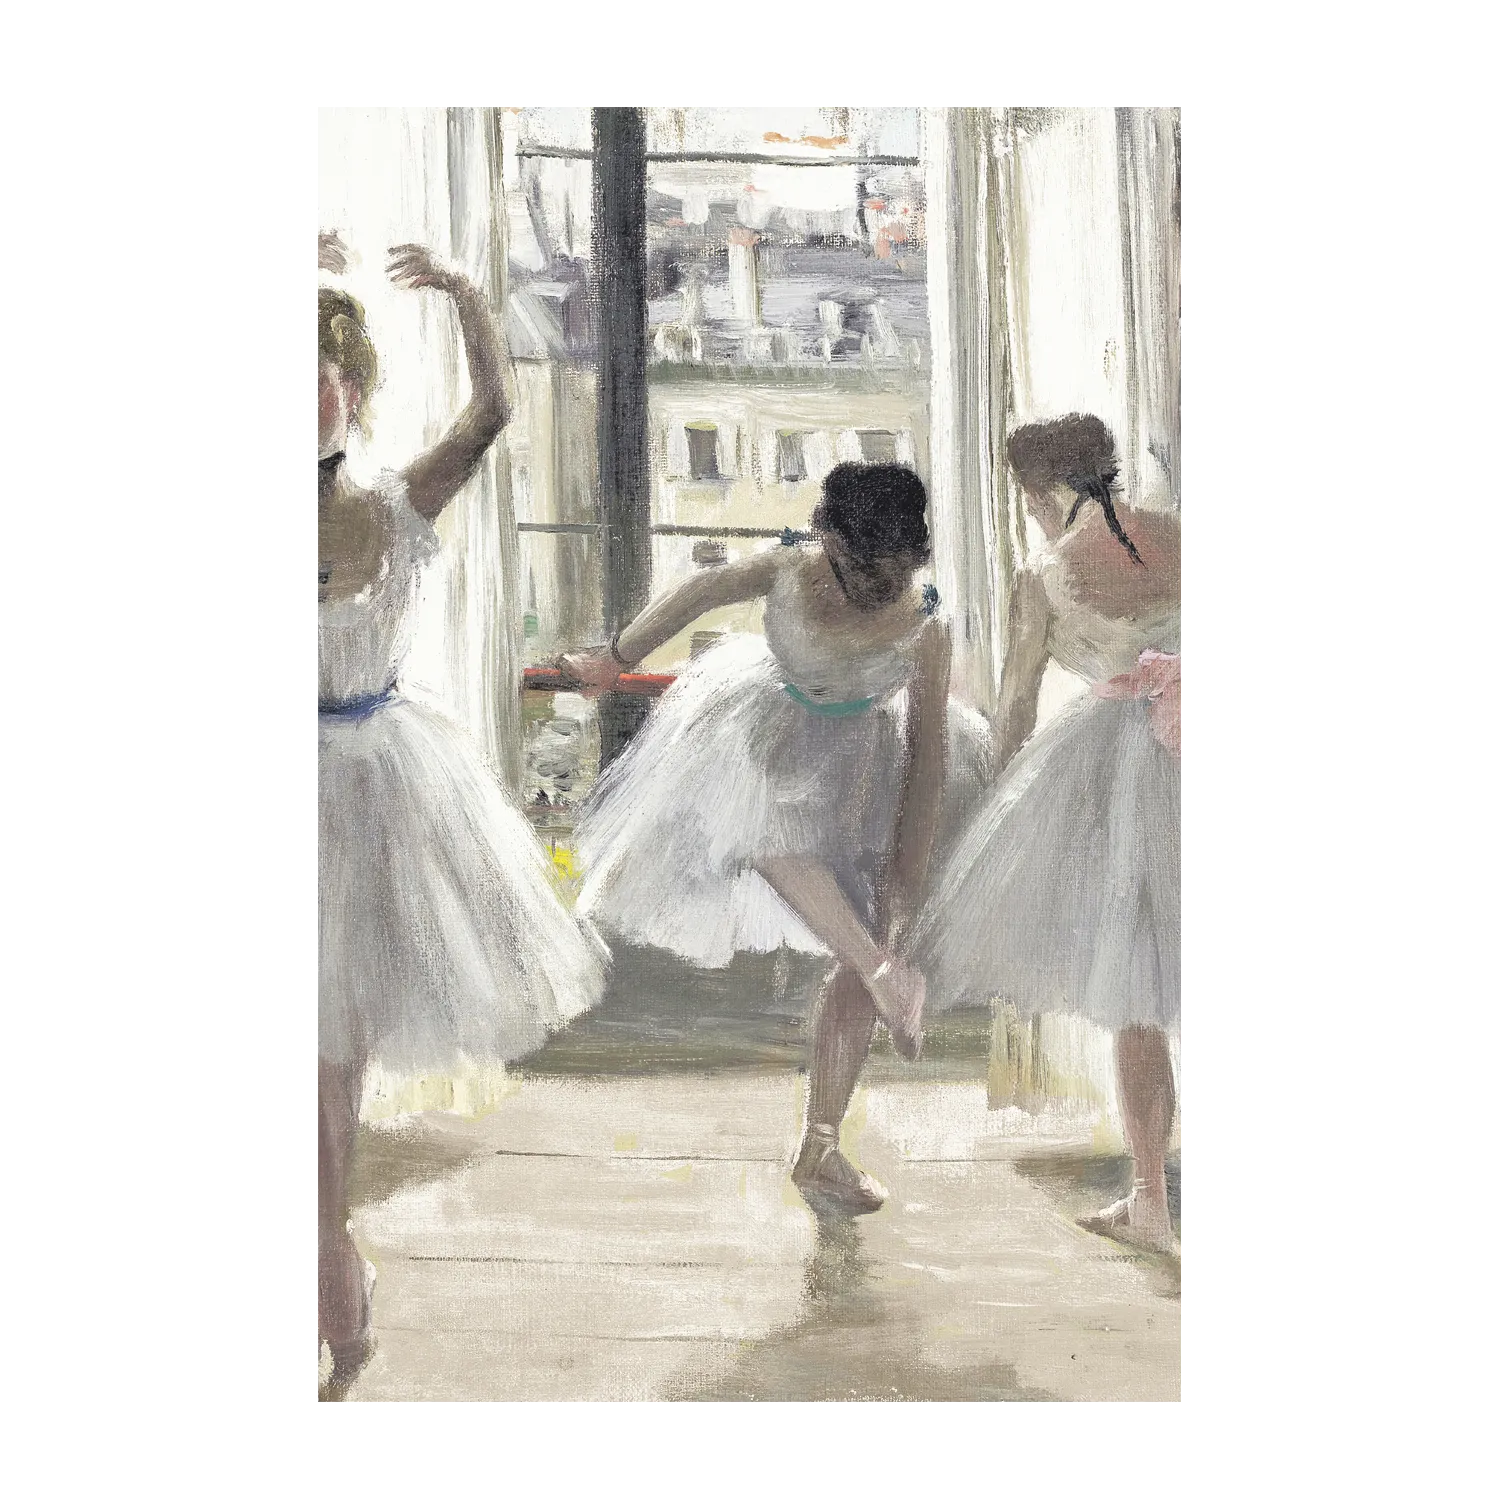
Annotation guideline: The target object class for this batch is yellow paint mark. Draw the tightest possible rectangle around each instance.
[413,1075,455,1113]
[550,845,580,882]
[613,1133,640,1152]
[361,1063,520,1123]
[933,1323,965,1340]
[661,1163,692,1183]
[840,1090,871,1170]
[737,1167,749,1199]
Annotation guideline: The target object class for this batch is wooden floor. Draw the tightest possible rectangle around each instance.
[339,1060,1180,1401]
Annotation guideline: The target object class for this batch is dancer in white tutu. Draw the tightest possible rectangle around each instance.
[563,464,992,1215]
[915,413,1180,1252]
[318,235,607,1388]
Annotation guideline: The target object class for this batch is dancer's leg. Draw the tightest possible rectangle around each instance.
[1080,1025,1176,1249]
[806,964,878,1130]
[793,965,886,1214]
[318,1056,366,1355]
[756,856,923,1056]
[1116,1024,1175,1231]
[756,857,886,977]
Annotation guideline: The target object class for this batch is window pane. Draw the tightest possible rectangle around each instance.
[518,530,603,664]
[777,431,808,482]
[521,688,602,886]
[857,429,898,463]
[645,107,921,161]
[638,533,775,669]
[686,424,721,480]
[646,158,927,367]
[514,107,592,153]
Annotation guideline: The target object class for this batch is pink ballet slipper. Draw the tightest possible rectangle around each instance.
[1095,650,1180,757]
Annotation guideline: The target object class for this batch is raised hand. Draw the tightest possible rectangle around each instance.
[386,243,466,296]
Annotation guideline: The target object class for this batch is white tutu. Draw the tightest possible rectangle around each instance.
[914,692,1179,1031]
[319,468,607,1075]
[577,632,994,978]
[320,696,609,1073]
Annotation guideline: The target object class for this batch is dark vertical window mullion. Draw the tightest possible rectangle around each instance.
[591,108,653,763]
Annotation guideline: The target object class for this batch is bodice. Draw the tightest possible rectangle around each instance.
[1037,549,1180,684]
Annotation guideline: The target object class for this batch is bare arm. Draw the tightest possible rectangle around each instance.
[994,569,1052,773]
[389,245,511,522]
[883,615,951,946]
[560,550,785,688]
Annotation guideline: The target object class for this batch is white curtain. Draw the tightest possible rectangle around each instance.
[318,107,524,790]
[1116,108,1182,512]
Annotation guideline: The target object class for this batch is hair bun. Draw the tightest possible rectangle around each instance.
[819,462,931,568]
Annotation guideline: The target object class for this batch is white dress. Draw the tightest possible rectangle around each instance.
[319,473,608,1074]
[576,548,995,979]
[914,550,1180,1031]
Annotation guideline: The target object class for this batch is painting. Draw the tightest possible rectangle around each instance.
[318,106,1181,1402]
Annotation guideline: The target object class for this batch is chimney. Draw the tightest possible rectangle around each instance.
[729,226,761,325]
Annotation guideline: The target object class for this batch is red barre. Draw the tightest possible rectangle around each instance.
[522,667,677,696]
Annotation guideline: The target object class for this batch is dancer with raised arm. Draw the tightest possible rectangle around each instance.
[318,237,607,1392]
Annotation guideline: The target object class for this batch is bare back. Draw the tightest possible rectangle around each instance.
[319,481,389,604]
[1051,502,1179,621]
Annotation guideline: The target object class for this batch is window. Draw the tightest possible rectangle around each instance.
[511,113,928,660]
[686,423,721,481]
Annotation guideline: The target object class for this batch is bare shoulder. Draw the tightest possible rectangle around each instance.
[745,542,797,587]
[913,610,953,669]
[695,542,786,603]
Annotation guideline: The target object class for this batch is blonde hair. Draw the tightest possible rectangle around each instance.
[318,287,377,436]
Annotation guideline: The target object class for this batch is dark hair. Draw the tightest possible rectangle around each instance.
[814,463,931,567]
[1006,414,1142,566]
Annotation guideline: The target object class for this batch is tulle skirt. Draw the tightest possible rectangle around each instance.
[913,693,1179,1032]
[575,634,994,984]
[319,696,609,1073]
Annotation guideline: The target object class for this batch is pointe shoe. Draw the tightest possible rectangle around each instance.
[864,956,925,1061]
[1077,1181,1176,1254]
[792,1124,888,1216]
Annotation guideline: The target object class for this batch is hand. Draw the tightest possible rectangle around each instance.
[557,647,623,698]
[319,232,349,273]
[386,243,467,296]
